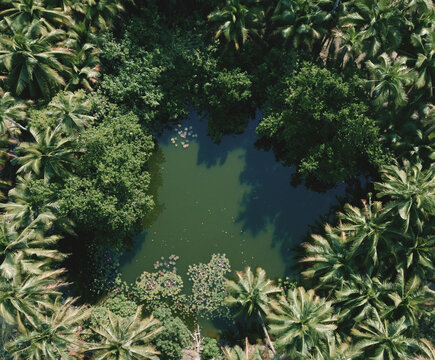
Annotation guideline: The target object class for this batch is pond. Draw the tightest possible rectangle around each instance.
[120,111,346,286]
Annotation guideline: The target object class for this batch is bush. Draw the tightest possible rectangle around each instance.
[152,305,191,360]
[60,109,155,239]
[204,68,252,142]
[202,337,222,360]
[257,62,388,187]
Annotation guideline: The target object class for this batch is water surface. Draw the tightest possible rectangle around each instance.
[120,112,345,284]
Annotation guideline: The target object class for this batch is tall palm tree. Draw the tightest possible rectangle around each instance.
[0,268,64,328]
[0,91,27,134]
[410,29,435,96]
[337,197,389,266]
[271,0,330,50]
[87,306,162,360]
[352,309,419,359]
[5,296,91,360]
[338,0,407,59]
[268,287,337,356]
[47,91,94,134]
[208,0,263,50]
[334,274,392,325]
[225,267,281,354]
[374,161,435,232]
[329,26,365,68]
[300,224,355,291]
[0,20,72,99]
[366,53,415,107]
[0,0,72,31]
[15,126,77,183]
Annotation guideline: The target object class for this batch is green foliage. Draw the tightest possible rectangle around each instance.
[257,62,387,186]
[204,68,252,142]
[152,305,191,360]
[202,337,222,360]
[60,109,155,237]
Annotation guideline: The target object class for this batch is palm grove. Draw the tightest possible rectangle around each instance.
[0,0,434,359]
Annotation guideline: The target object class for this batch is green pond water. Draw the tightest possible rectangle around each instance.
[120,112,345,285]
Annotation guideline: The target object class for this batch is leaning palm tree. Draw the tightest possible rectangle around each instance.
[301,224,355,291]
[366,53,415,107]
[0,91,27,134]
[0,20,72,99]
[5,296,91,360]
[15,126,77,183]
[47,91,94,134]
[225,267,281,354]
[208,0,263,51]
[352,309,419,359]
[268,287,337,357]
[0,0,72,31]
[374,160,435,232]
[87,306,162,360]
[0,268,65,327]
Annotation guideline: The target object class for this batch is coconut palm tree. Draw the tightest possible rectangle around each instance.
[0,268,65,327]
[304,337,362,360]
[208,0,263,51]
[337,197,389,266]
[366,53,415,107]
[352,309,419,359]
[225,267,281,354]
[47,91,94,134]
[222,344,265,360]
[393,227,435,280]
[0,0,72,31]
[0,218,66,279]
[329,26,365,68]
[268,287,337,356]
[338,0,407,60]
[334,274,392,324]
[300,224,355,291]
[383,268,432,328]
[410,29,435,96]
[374,161,435,232]
[271,0,330,50]
[80,0,124,33]
[15,127,77,183]
[63,21,100,91]
[0,174,59,228]
[5,296,91,360]
[87,306,161,360]
[0,91,27,134]
[0,20,72,99]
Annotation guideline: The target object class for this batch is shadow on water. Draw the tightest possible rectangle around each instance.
[119,146,167,272]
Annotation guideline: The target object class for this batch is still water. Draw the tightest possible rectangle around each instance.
[120,111,345,285]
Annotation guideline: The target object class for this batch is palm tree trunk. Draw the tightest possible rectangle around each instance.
[258,310,276,355]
